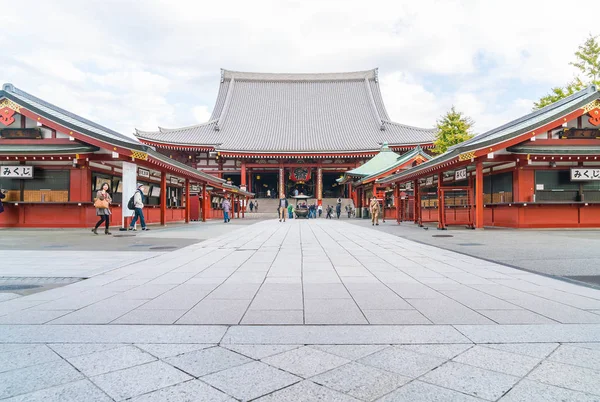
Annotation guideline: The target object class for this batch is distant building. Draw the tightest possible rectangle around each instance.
[135,69,436,202]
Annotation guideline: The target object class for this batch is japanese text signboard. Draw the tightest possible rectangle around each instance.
[1,166,33,178]
[571,168,600,181]
[455,168,467,181]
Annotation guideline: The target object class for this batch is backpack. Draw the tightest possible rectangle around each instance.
[127,193,136,210]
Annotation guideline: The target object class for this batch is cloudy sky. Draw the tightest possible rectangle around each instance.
[1,0,597,138]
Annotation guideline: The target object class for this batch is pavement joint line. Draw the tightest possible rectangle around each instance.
[361,221,600,292]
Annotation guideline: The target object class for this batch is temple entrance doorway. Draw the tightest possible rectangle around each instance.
[323,171,347,198]
[223,173,240,187]
[252,172,278,198]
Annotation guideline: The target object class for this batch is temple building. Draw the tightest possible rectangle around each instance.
[135,69,436,203]
[378,86,600,229]
[0,84,251,228]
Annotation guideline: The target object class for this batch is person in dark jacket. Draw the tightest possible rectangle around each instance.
[336,203,342,219]
[0,189,6,214]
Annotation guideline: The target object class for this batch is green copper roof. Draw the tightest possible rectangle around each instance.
[344,143,401,177]
[339,144,431,185]
[0,143,99,154]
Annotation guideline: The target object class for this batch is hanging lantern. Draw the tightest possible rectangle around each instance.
[256,175,261,180]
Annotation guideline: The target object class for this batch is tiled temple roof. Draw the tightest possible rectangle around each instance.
[135,69,436,152]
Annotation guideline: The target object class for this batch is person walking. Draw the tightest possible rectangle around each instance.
[222,196,231,223]
[279,196,288,222]
[369,196,380,226]
[318,204,323,218]
[249,200,254,212]
[129,185,149,231]
[92,183,112,235]
[336,203,341,219]
[278,197,289,222]
[326,205,333,219]
[254,201,259,212]
[287,203,294,219]
[266,189,271,199]
[0,189,5,215]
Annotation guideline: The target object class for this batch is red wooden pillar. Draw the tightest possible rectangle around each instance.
[248,169,253,194]
[414,180,421,225]
[184,179,190,223]
[475,159,484,229]
[201,184,207,222]
[395,185,400,224]
[437,172,446,229]
[236,195,240,218]
[240,161,247,189]
[160,173,167,226]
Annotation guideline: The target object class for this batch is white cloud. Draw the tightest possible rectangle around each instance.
[192,106,211,123]
[0,0,597,138]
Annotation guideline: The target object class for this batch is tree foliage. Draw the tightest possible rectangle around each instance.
[534,35,600,110]
[433,107,474,154]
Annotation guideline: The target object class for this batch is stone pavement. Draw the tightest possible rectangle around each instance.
[1,220,600,400]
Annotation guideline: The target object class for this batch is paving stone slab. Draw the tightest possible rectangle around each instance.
[547,344,600,371]
[394,344,473,360]
[253,380,360,401]
[262,346,350,378]
[1,379,112,402]
[48,343,123,358]
[476,309,557,324]
[498,379,599,402]
[363,309,431,324]
[377,380,486,402]
[452,345,543,377]
[201,361,301,401]
[129,379,234,402]
[527,360,600,395]
[222,344,302,360]
[0,325,227,344]
[481,343,559,359]
[164,346,252,377]
[240,309,304,324]
[309,345,388,360]
[420,361,520,401]
[134,343,214,359]
[358,347,448,378]
[456,324,600,343]
[0,359,84,399]
[311,361,410,400]
[66,345,157,377]
[90,360,192,401]
[222,325,470,344]
[0,344,60,373]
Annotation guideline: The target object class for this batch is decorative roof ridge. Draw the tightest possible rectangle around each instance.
[448,85,598,151]
[2,83,140,146]
[215,78,235,131]
[364,78,384,130]
[383,120,437,132]
[220,69,377,82]
[135,120,219,137]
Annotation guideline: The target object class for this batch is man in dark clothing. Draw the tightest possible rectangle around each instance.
[326,205,333,219]
[249,201,254,212]
[336,203,341,219]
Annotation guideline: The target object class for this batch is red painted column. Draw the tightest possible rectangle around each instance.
[236,195,240,218]
[201,184,207,222]
[414,180,421,225]
[317,166,323,206]
[395,185,400,224]
[160,173,167,226]
[475,159,484,229]
[247,169,253,194]
[437,172,445,229]
[185,179,190,223]
[240,161,247,189]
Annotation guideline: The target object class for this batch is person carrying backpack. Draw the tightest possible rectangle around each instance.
[128,185,149,231]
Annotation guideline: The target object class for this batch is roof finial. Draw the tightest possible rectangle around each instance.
[220,69,225,83]
[374,68,379,83]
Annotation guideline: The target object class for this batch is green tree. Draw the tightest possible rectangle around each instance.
[534,35,600,110]
[433,107,474,154]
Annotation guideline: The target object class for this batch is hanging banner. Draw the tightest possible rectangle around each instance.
[455,168,467,181]
[571,168,600,181]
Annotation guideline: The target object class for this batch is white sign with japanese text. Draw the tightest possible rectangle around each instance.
[571,168,600,181]
[455,168,467,181]
[0,166,33,178]
[425,177,434,186]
